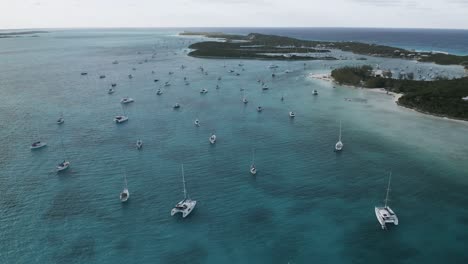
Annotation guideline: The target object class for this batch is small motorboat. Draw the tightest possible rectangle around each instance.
[257,106,263,112]
[108,88,115,94]
[154,79,159,82]
[289,111,296,118]
[209,134,216,144]
[313,90,318,95]
[136,139,143,149]
[114,115,129,123]
[200,88,208,94]
[268,64,279,69]
[99,75,106,79]
[164,82,171,87]
[194,119,200,127]
[120,97,134,104]
[243,97,248,104]
[156,89,163,95]
[173,103,180,109]
[57,117,64,125]
[30,141,47,150]
[112,60,119,64]
[262,85,269,90]
[111,83,117,87]
[80,72,88,76]
[56,160,70,172]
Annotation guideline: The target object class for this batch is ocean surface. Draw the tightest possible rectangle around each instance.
[0,29,468,263]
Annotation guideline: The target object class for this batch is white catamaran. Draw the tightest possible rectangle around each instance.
[375,173,399,230]
[171,164,197,218]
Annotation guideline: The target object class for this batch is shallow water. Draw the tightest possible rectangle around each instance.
[0,29,467,263]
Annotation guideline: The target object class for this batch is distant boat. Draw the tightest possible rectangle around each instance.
[173,103,180,109]
[268,64,279,69]
[194,119,200,127]
[164,81,171,87]
[209,133,216,144]
[56,137,70,172]
[375,173,399,230]
[154,79,159,82]
[200,88,208,94]
[243,97,248,104]
[57,114,64,125]
[99,75,106,79]
[289,111,295,118]
[156,89,163,95]
[257,106,263,112]
[128,74,133,79]
[250,149,257,175]
[136,139,143,149]
[108,88,115,94]
[114,115,129,123]
[120,97,134,104]
[56,160,70,172]
[335,121,343,151]
[111,83,117,87]
[80,72,88,76]
[262,84,269,90]
[313,90,318,95]
[112,60,119,65]
[30,141,47,150]
[171,164,196,218]
[120,172,130,202]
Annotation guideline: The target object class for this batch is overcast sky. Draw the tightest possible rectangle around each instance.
[1,0,468,29]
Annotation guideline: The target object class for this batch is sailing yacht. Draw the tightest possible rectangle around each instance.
[375,173,399,229]
[335,121,343,151]
[194,119,200,127]
[120,172,130,202]
[156,89,163,95]
[136,139,143,149]
[250,149,257,175]
[108,88,115,94]
[257,106,263,112]
[289,111,296,118]
[209,133,216,144]
[56,138,70,172]
[120,97,134,104]
[57,115,64,125]
[30,141,47,150]
[56,161,70,172]
[200,88,208,94]
[171,164,197,218]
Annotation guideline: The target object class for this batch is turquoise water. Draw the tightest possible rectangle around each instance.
[1,29,468,263]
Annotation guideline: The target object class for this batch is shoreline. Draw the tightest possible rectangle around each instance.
[309,73,468,123]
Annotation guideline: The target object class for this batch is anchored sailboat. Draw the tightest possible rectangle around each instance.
[171,164,197,218]
[335,121,343,151]
[375,172,399,229]
[120,171,130,202]
[250,149,257,175]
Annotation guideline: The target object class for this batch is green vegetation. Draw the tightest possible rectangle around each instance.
[183,32,468,68]
[185,32,336,60]
[331,66,468,120]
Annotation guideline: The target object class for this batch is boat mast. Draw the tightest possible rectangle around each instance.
[181,164,187,199]
[384,172,392,208]
[124,169,128,189]
[252,148,255,165]
[339,121,342,141]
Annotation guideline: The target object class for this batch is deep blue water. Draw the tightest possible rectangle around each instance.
[0,29,467,263]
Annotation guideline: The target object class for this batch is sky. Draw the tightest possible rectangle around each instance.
[1,0,468,29]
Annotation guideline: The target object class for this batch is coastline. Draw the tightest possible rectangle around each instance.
[309,73,467,123]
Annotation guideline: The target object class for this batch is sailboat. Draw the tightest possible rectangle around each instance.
[114,105,129,123]
[136,139,143,149]
[171,164,197,218]
[120,171,130,202]
[209,133,217,144]
[56,138,70,172]
[335,121,343,151]
[242,90,248,104]
[289,111,295,118]
[194,119,200,127]
[250,149,257,175]
[375,173,399,229]
[57,113,64,125]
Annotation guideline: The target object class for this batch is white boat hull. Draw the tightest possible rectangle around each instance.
[57,161,70,172]
[171,200,197,218]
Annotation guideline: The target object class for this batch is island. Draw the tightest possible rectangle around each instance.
[331,66,468,120]
[0,31,48,38]
[181,31,468,68]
